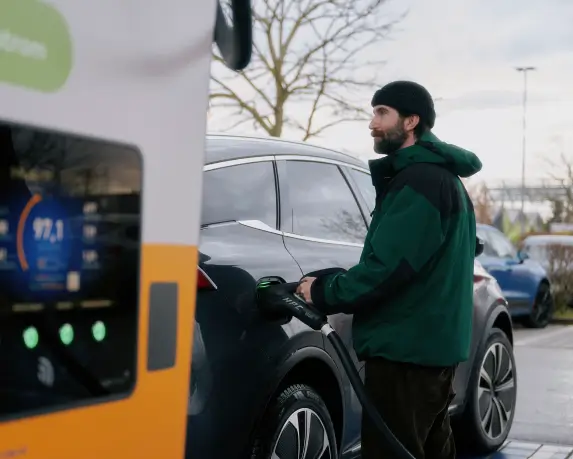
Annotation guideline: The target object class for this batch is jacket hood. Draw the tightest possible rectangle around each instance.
[369,131,482,179]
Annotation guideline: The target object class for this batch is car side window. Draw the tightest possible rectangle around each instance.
[201,161,277,228]
[284,160,367,244]
[347,168,376,215]
[487,229,517,259]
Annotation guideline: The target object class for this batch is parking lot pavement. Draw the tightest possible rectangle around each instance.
[509,324,573,445]
[462,440,573,459]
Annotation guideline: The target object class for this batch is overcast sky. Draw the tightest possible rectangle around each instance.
[210,0,573,186]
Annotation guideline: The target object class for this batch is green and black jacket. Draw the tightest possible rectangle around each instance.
[310,132,482,366]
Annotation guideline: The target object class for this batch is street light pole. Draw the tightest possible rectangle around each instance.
[515,66,536,235]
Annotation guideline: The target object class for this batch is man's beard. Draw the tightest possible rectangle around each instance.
[373,122,407,155]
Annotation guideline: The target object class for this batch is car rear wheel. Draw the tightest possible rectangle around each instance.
[454,327,517,455]
[522,282,553,329]
[250,384,338,459]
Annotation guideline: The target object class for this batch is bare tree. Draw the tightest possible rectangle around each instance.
[546,244,573,311]
[8,128,108,195]
[467,180,495,225]
[2,125,138,196]
[546,152,573,224]
[210,0,406,140]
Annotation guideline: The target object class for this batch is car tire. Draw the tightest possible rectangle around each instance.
[249,384,338,459]
[454,327,517,455]
[522,282,554,329]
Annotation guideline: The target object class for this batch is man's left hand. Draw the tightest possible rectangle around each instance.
[296,277,316,304]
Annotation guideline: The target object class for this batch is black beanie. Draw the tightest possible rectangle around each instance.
[371,81,436,129]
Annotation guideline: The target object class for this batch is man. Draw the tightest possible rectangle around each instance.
[296,81,482,459]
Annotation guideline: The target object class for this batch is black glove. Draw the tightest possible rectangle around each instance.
[301,267,347,282]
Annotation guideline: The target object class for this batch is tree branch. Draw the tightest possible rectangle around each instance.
[210,77,272,133]
[210,0,405,140]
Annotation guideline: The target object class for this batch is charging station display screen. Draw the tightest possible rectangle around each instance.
[0,121,142,420]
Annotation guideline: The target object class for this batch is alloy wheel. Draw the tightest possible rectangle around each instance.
[533,288,553,324]
[478,342,516,440]
[271,407,333,459]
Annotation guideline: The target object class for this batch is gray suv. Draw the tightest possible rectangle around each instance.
[186,134,518,458]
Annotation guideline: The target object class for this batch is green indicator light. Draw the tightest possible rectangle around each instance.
[92,321,106,342]
[23,326,39,349]
[59,323,74,345]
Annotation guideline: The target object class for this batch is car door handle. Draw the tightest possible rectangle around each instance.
[238,219,282,235]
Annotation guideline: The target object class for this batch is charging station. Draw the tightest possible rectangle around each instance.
[0,0,223,457]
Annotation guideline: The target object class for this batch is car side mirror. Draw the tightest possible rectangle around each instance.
[517,249,529,263]
[475,237,484,257]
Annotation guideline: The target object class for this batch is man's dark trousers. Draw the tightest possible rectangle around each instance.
[361,357,457,459]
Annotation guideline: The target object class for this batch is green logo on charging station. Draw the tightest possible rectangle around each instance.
[0,0,73,92]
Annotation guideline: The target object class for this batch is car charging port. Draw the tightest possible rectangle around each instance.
[256,277,290,323]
